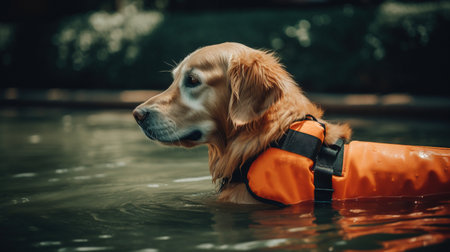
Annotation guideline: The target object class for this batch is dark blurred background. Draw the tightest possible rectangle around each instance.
[1,0,449,95]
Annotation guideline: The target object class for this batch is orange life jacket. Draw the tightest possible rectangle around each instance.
[229,116,450,207]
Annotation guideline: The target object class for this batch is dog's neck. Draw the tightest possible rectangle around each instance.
[208,85,323,182]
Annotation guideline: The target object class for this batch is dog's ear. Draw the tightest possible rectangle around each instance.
[228,49,286,126]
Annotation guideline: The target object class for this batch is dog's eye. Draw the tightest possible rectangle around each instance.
[185,74,201,88]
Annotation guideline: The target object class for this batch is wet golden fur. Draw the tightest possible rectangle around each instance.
[134,42,351,204]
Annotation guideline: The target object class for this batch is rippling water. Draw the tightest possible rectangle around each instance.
[1,108,449,251]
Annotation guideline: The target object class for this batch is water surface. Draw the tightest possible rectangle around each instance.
[1,108,449,251]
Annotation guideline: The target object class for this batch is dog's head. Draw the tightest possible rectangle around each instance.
[133,42,291,148]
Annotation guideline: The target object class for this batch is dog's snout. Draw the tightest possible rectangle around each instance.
[133,108,148,123]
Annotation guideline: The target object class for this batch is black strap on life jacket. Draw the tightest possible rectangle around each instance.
[275,129,323,161]
[274,114,324,160]
[314,138,345,203]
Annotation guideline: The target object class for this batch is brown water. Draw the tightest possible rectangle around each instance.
[1,108,449,251]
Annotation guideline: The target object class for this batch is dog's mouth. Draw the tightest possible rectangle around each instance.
[178,130,203,141]
[140,126,203,144]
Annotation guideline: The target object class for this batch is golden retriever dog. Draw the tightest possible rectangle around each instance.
[133,42,351,204]
[133,42,450,205]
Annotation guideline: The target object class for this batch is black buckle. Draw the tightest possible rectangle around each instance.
[313,139,345,203]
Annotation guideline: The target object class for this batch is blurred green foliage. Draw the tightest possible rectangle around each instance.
[0,0,449,94]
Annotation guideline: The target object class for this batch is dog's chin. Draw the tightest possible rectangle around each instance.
[141,127,204,147]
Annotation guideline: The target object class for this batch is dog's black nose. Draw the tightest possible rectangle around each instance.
[133,108,147,123]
